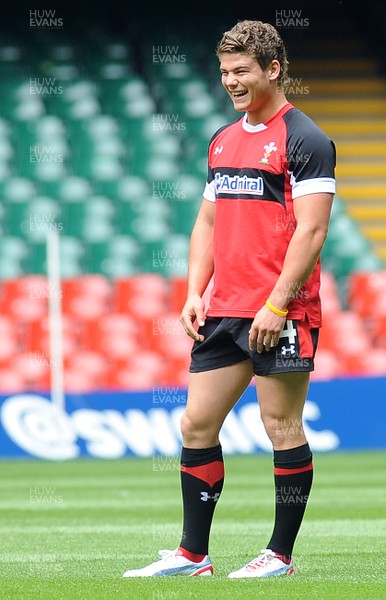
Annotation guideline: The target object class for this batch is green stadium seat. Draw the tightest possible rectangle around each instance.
[86,115,120,139]
[82,196,116,242]
[141,234,189,275]
[90,155,124,181]
[141,157,179,180]
[59,237,85,277]
[35,118,67,141]
[199,114,228,139]
[86,42,133,78]
[85,236,140,276]
[34,161,67,182]
[170,199,200,235]
[61,201,85,237]
[0,138,13,162]
[47,64,79,81]
[0,45,22,62]
[24,241,47,273]
[3,177,37,202]
[4,200,29,236]
[0,118,11,137]
[116,176,150,201]
[59,177,93,201]
[131,216,170,244]
[125,97,156,119]
[0,162,11,181]
[14,97,45,121]
[46,80,100,120]
[25,197,62,242]
[83,218,115,242]
[51,45,76,62]
[0,237,28,278]
[176,175,204,199]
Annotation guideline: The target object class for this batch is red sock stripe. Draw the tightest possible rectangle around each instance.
[180,460,224,487]
[274,462,313,476]
[177,546,206,562]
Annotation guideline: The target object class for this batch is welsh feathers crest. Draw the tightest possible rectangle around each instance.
[260,141,277,164]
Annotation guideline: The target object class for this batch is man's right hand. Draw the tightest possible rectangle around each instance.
[180,294,206,342]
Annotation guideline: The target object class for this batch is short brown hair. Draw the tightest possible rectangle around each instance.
[216,20,289,84]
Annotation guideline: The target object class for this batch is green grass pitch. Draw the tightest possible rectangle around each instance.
[0,452,385,600]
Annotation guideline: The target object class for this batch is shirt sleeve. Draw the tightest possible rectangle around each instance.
[202,124,229,203]
[285,109,336,200]
[202,147,216,202]
[203,180,216,202]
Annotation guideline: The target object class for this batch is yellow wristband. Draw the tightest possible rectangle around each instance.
[265,299,288,317]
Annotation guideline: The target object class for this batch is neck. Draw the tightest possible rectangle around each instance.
[246,91,288,126]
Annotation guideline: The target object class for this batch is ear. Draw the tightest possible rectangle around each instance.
[268,60,281,82]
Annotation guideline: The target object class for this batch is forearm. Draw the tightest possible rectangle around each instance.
[187,218,214,297]
[269,225,328,310]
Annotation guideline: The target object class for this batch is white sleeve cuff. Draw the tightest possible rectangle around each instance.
[203,181,216,202]
[291,177,336,200]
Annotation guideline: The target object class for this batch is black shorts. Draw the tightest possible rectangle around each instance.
[190,317,319,376]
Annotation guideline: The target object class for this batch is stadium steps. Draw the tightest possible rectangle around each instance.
[317,120,386,136]
[290,50,386,264]
[291,58,378,76]
[301,80,386,95]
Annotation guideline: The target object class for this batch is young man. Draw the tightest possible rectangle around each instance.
[124,20,335,578]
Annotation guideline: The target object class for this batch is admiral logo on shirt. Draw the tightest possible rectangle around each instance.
[215,172,264,195]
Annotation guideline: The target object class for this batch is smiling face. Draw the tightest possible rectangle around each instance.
[219,52,284,124]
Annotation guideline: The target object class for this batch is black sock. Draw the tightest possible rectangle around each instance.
[267,443,313,557]
[179,444,224,555]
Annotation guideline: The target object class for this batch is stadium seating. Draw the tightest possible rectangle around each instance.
[0,268,384,392]
[0,30,385,391]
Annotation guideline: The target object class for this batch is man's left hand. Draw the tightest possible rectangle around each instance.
[248,305,286,353]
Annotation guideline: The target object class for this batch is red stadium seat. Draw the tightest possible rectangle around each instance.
[370,315,386,348]
[64,369,99,393]
[319,270,341,315]
[151,312,193,359]
[162,357,190,386]
[348,271,386,318]
[311,349,342,381]
[340,349,386,377]
[110,352,165,389]
[0,337,18,364]
[0,276,48,324]
[0,369,27,393]
[101,335,138,361]
[319,311,371,356]
[109,368,157,390]
[62,276,112,321]
[10,353,50,389]
[82,313,138,355]
[0,316,19,363]
[98,313,138,336]
[114,275,169,314]
[62,275,112,304]
[26,315,79,358]
[64,352,108,391]
[170,277,188,313]
[67,351,108,378]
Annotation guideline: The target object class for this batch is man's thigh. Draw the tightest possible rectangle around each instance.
[256,371,310,419]
[185,360,253,431]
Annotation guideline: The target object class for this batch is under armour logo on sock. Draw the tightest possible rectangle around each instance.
[200,492,220,502]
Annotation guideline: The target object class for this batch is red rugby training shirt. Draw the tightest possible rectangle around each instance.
[202,103,336,328]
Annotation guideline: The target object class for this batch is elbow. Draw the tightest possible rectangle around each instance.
[310,226,329,253]
[298,222,329,250]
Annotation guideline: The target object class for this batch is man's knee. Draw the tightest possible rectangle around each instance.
[181,411,219,446]
[261,412,305,446]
